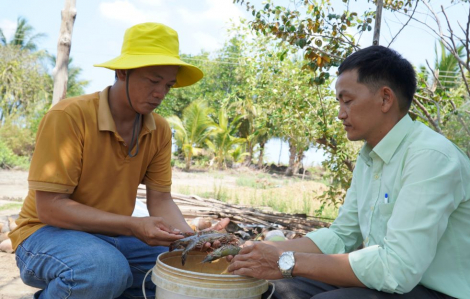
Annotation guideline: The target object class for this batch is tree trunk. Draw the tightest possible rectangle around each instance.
[185,152,192,171]
[285,140,296,176]
[293,149,304,175]
[257,141,266,169]
[52,0,77,105]
[372,0,383,45]
[244,141,253,166]
[218,150,224,170]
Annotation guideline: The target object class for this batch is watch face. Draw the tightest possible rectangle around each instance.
[279,254,294,270]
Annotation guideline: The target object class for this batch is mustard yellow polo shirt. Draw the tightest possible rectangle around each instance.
[10,87,172,250]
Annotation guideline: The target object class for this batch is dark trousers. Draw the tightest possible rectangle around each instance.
[262,277,454,299]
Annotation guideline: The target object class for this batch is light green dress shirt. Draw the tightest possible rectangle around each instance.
[307,114,470,298]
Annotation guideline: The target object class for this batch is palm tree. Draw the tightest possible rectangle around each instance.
[206,108,246,169]
[166,100,215,171]
[0,17,45,51]
[230,96,257,165]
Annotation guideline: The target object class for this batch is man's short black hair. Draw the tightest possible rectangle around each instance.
[338,46,416,112]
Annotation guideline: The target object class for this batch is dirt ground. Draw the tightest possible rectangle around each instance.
[0,170,38,299]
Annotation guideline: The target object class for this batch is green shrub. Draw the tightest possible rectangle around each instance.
[0,140,30,169]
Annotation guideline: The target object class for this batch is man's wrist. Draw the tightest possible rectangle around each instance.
[278,251,296,278]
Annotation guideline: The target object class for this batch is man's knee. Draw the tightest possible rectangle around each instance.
[78,249,133,291]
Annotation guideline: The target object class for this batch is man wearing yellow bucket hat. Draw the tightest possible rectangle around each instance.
[10,23,209,299]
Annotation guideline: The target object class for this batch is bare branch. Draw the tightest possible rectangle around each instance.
[425,59,442,91]
[465,9,470,66]
[412,97,443,134]
[440,5,470,95]
[388,0,419,47]
[440,5,470,73]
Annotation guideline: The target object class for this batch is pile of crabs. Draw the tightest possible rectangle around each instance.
[169,219,303,266]
[169,230,241,265]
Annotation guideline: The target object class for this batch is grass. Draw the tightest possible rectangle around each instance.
[0,202,23,211]
[171,169,339,221]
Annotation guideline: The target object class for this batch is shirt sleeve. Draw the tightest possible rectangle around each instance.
[306,171,363,254]
[28,110,83,194]
[142,119,172,192]
[349,149,462,293]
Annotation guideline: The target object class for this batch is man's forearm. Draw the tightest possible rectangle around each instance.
[294,252,365,287]
[36,191,137,236]
[265,237,324,254]
[146,189,193,232]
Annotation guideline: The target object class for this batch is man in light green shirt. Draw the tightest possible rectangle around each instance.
[228,46,470,298]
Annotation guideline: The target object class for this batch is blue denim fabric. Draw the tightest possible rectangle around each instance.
[15,225,167,299]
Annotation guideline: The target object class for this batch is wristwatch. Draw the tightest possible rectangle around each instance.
[277,251,296,278]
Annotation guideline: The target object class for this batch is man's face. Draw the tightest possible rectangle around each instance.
[128,65,179,115]
[335,69,385,146]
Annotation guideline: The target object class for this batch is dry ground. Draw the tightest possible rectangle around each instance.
[0,170,37,299]
[0,168,327,298]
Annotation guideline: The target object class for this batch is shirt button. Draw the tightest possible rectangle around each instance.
[374,174,379,180]
[365,237,369,244]
[370,206,374,211]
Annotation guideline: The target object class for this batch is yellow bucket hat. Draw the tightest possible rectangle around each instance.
[94,23,203,88]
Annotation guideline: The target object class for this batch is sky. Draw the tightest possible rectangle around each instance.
[1,0,468,166]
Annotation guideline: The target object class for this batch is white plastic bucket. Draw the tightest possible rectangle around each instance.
[151,251,269,299]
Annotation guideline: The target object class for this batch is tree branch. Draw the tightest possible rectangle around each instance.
[388,0,419,47]
[412,97,443,134]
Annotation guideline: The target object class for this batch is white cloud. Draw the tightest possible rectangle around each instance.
[99,1,169,25]
[204,0,244,23]
[192,31,223,53]
[97,0,248,55]
[0,19,17,41]
[135,0,163,6]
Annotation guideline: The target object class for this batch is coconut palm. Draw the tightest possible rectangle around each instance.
[206,108,246,169]
[230,96,257,165]
[166,100,215,170]
[0,17,45,51]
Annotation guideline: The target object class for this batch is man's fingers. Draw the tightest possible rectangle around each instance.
[211,217,230,231]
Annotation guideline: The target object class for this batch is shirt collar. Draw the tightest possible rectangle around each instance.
[98,86,156,132]
[359,114,414,165]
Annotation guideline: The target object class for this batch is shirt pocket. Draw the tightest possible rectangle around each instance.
[378,202,395,217]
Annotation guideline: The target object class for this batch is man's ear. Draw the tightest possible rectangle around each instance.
[381,86,395,113]
[115,69,128,81]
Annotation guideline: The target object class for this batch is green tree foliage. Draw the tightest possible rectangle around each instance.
[0,45,50,123]
[223,21,357,204]
[166,100,215,170]
[414,41,470,157]
[158,39,247,118]
[230,0,470,206]
[0,18,89,168]
[0,17,45,51]
[233,0,417,83]
[206,108,246,169]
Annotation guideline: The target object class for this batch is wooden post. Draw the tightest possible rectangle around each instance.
[52,0,77,105]
[372,0,384,45]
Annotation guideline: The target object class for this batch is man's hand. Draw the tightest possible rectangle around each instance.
[202,217,231,250]
[227,241,283,280]
[131,216,184,246]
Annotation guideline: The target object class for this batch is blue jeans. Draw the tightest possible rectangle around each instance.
[15,225,167,299]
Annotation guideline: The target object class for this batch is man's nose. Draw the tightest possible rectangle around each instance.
[153,86,166,99]
[338,105,347,120]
